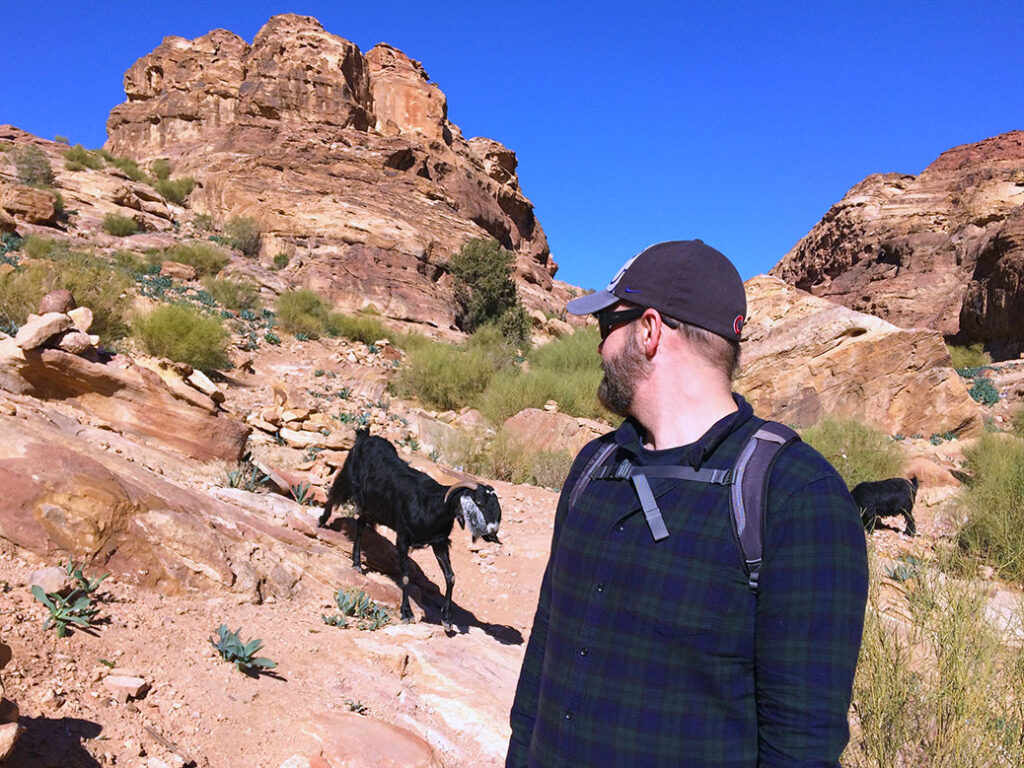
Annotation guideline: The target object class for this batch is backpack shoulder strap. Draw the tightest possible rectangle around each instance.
[731,421,801,593]
[567,440,618,511]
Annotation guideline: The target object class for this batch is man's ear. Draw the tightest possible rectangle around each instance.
[641,309,662,357]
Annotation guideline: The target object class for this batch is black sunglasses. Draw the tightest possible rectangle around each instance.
[596,307,647,340]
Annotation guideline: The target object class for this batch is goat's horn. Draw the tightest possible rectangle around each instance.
[444,480,478,504]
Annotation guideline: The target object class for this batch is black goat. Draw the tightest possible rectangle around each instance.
[851,476,918,536]
[319,429,502,631]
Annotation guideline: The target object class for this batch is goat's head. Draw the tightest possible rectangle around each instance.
[445,481,502,544]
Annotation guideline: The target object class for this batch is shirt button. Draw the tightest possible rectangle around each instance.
[596,583,605,593]
[564,709,574,720]
[616,523,625,532]
[580,647,589,657]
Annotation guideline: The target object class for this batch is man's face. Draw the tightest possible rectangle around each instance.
[597,312,651,417]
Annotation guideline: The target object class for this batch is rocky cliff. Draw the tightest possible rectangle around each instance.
[771,131,1024,355]
[105,14,562,331]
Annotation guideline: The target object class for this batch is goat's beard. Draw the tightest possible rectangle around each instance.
[598,330,651,417]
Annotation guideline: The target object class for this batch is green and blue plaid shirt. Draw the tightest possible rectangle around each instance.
[507,395,868,768]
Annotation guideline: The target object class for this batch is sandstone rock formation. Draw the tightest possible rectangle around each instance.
[772,131,1024,354]
[105,14,565,331]
[735,276,983,437]
[502,408,606,455]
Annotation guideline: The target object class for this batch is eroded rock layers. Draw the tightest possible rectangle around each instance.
[106,14,560,330]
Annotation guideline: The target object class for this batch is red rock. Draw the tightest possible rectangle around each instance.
[0,179,57,224]
[301,712,440,768]
[503,408,608,455]
[39,289,76,314]
[160,260,197,280]
[28,567,69,595]
[14,312,72,350]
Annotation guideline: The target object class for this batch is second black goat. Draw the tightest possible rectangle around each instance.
[319,429,502,631]
[850,476,918,536]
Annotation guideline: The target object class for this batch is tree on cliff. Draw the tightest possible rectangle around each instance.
[449,238,529,344]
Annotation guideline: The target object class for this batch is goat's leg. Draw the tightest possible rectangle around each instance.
[904,510,917,537]
[352,515,367,573]
[432,542,456,633]
[396,533,414,623]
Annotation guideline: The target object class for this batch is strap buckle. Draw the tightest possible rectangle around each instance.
[611,459,633,480]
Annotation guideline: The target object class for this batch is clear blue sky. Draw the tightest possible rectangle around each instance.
[3,1,1022,289]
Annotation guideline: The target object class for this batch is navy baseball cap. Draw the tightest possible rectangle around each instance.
[566,240,747,341]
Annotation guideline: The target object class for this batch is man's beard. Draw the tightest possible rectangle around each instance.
[597,330,651,417]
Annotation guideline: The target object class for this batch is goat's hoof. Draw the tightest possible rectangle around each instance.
[442,620,454,634]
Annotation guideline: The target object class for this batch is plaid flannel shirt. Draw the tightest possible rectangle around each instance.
[507,395,868,768]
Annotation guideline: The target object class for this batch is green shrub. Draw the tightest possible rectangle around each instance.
[845,551,1024,767]
[11,145,54,186]
[210,625,276,674]
[132,304,230,372]
[322,588,390,631]
[150,158,171,181]
[161,241,231,277]
[102,213,139,237]
[957,432,1024,582]
[273,252,289,269]
[1011,405,1024,439]
[276,289,329,337]
[108,155,149,183]
[947,342,991,370]
[54,135,69,145]
[437,427,574,488]
[0,249,132,339]
[154,176,195,205]
[62,144,104,171]
[449,238,526,341]
[800,417,904,489]
[193,213,215,232]
[20,235,56,259]
[201,277,261,311]
[225,216,261,257]
[967,376,1000,406]
[393,336,495,411]
[326,310,394,345]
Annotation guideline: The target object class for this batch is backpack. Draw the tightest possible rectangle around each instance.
[566,421,800,594]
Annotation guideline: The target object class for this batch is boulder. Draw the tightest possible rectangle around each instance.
[160,261,197,281]
[0,180,57,224]
[736,276,984,437]
[503,408,608,455]
[56,330,94,354]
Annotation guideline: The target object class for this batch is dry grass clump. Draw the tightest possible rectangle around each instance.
[432,428,573,490]
[131,304,230,373]
[800,416,904,489]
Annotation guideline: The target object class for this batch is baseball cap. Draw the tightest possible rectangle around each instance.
[566,240,747,341]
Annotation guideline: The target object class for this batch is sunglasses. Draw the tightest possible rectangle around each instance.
[596,307,647,340]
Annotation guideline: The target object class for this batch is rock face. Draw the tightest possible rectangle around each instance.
[105,14,562,330]
[771,131,1024,354]
[735,276,983,437]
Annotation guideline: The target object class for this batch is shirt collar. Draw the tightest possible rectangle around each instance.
[613,393,754,468]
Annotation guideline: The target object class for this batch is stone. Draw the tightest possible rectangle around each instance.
[103,14,566,331]
[301,713,440,768]
[68,306,94,333]
[39,289,76,314]
[56,330,94,354]
[278,757,314,768]
[160,261,197,281]
[0,179,57,224]
[280,428,323,449]
[103,674,150,703]
[14,312,73,350]
[772,130,1024,354]
[29,566,69,595]
[0,698,18,724]
[0,207,14,233]
[0,721,24,762]
[0,640,10,670]
[735,276,984,437]
[503,408,607,455]
[185,369,225,403]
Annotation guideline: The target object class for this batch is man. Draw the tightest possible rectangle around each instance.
[506,240,868,768]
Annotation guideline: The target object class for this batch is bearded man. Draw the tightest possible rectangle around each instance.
[506,240,869,768]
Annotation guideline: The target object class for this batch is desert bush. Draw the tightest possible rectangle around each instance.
[0,249,132,339]
[20,235,56,259]
[845,551,1024,767]
[132,304,230,372]
[161,241,231,277]
[393,335,495,411]
[210,625,276,674]
[947,342,991,370]
[273,251,289,269]
[62,144,105,171]
[225,215,261,257]
[449,238,527,343]
[150,158,171,181]
[107,155,149,183]
[201,277,261,311]
[957,432,1024,583]
[11,145,54,186]
[800,417,904,489]
[102,213,139,237]
[275,289,329,337]
[325,310,394,346]
[437,427,574,488]
[192,213,215,232]
[154,176,195,205]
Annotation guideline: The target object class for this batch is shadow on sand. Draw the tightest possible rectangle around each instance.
[5,716,102,768]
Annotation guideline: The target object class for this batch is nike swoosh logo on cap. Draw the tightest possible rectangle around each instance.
[623,287,641,293]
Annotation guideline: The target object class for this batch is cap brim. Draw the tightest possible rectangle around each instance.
[566,289,618,316]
